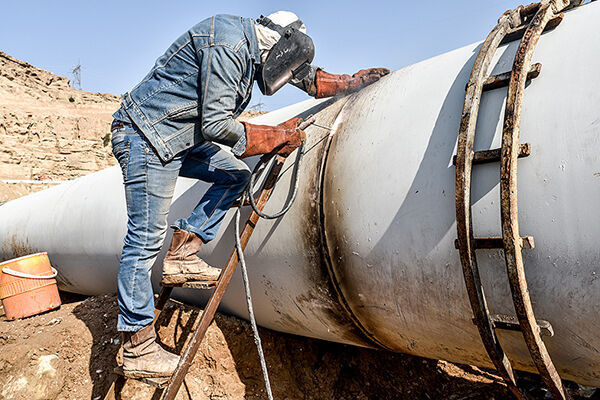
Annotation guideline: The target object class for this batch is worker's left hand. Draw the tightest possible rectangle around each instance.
[350,68,390,89]
[315,68,390,98]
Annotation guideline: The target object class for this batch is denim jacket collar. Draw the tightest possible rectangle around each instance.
[243,18,261,66]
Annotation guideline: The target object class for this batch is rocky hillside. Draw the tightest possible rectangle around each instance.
[0,52,120,181]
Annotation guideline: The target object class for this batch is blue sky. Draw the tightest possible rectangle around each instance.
[1,0,526,110]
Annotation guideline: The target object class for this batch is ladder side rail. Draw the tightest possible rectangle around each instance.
[160,155,287,400]
[455,7,527,399]
[500,1,571,399]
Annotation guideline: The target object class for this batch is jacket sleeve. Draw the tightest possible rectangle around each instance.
[290,64,319,97]
[200,45,247,156]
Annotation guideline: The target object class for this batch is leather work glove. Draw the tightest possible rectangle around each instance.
[239,117,307,158]
[315,68,390,99]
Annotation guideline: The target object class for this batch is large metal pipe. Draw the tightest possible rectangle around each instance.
[0,2,598,386]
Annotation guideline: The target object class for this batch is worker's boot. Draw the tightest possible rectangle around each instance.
[161,228,221,285]
[120,324,179,378]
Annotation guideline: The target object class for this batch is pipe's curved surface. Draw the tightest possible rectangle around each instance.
[0,2,599,385]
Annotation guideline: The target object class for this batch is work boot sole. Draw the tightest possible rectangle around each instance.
[120,368,173,379]
[161,273,220,286]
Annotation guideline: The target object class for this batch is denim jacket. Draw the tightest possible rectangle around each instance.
[114,14,319,162]
[113,15,262,162]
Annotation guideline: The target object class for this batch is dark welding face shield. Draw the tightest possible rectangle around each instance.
[255,16,315,96]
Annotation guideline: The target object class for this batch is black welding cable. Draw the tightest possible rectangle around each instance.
[233,146,305,400]
[235,119,331,399]
[246,141,306,220]
[233,136,306,400]
[234,196,274,400]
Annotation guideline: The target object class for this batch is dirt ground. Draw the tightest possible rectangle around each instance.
[0,292,522,400]
[2,292,599,400]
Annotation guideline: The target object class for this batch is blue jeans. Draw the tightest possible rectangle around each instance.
[111,122,250,331]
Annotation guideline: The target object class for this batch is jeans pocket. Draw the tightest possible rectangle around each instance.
[112,132,131,181]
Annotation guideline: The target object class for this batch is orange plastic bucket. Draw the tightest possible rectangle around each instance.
[0,252,61,320]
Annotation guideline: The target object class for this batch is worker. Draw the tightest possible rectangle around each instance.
[110,11,389,378]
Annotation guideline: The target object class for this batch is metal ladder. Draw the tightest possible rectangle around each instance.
[454,0,587,399]
[102,151,291,400]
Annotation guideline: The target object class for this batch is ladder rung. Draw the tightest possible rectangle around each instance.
[519,3,541,19]
[501,14,564,45]
[453,143,531,166]
[490,314,554,337]
[482,63,542,92]
[454,236,535,250]
[113,367,169,388]
[564,0,586,10]
[161,281,217,290]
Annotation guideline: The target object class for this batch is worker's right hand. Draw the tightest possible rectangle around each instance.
[239,117,306,158]
[275,118,307,157]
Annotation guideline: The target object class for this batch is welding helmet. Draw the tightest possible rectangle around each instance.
[255,15,315,96]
